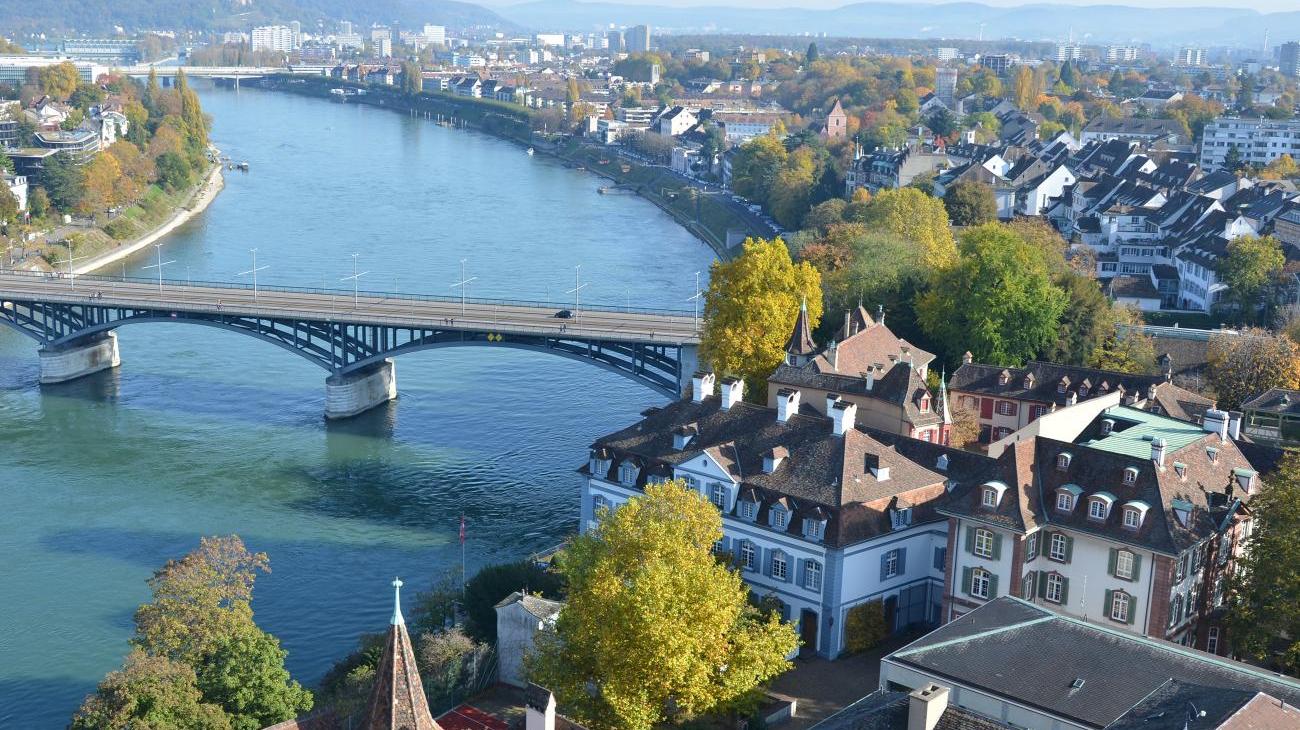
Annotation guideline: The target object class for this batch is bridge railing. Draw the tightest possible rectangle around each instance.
[0,268,699,319]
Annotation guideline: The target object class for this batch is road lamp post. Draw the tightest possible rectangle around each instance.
[142,243,175,295]
[54,241,86,291]
[238,248,268,301]
[340,253,368,309]
[566,264,587,320]
[688,270,703,333]
[451,258,476,317]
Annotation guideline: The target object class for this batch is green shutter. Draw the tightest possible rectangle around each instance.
[962,566,973,595]
[1105,589,1114,619]
[1037,571,1048,599]
[1060,577,1070,605]
[988,573,999,599]
[1063,534,1074,563]
[1131,554,1143,582]
[1108,548,1118,577]
[991,532,1003,561]
[965,525,975,554]
[1127,597,1136,624]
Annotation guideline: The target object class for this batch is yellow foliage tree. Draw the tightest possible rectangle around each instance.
[699,238,823,398]
[38,61,81,101]
[76,153,124,216]
[1207,329,1300,410]
[526,481,798,730]
[856,187,957,269]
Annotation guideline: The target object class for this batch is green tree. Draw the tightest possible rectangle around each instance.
[730,134,788,205]
[857,187,957,269]
[1047,272,1115,366]
[768,147,817,229]
[1228,452,1300,674]
[942,181,997,226]
[69,82,106,111]
[460,560,566,643]
[28,186,50,219]
[1207,329,1300,410]
[1216,236,1285,325]
[1088,307,1157,375]
[400,61,423,96]
[71,650,232,730]
[1059,60,1078,88]
[40,152,84,211]
[916,224,1067,367]
[1223,145,1244,173]
[193,624,313,730]
[0,184,18,224]
[0,148,12,173]
[526,481,798,730]
[805,42,819,63]
[155,151,193,191]
[699,238,822,397]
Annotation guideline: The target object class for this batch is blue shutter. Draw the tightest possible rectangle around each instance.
[933,546,945,571]
[880,552,889,582]
[797,558,806,588]
[898,547,907,575]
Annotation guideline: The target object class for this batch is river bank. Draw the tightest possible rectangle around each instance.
[242,75,767,260]
[74,163,225,275]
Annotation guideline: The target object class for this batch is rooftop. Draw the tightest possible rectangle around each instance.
[1082,405,1208,458]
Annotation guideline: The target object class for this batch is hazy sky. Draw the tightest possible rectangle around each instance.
[481,0,1295,11]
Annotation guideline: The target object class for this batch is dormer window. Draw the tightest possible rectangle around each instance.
[1079,382,1090,398]
[920,395,931,412]
[804,517,826,541]
[935,454,949,471]
[999,369,1011,386]
[1207,447,1218,463]
[1056,484,1083,512]
[1123,506,1143,529]
[771,506,788,530]
[739,499,757,521]
[1057,377,1070,394]
[981,481,1008,508]
[1088,492,1115,521]
[1234,468,1257,494]
[1100,419,1114,435]
[1173,462,1187,478]
[1023,374,1035,390]
[618,461,639,486]
[1057,453,1072,470]
[891,506,913,529]
[1123,467,1138,486]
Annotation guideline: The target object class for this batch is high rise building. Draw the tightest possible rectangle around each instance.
[373,37,392,58]
[607,29,624,52]
[1106,46,1140,63]
[1281,41,1300,79]
[935,67,958,107]
[339,20,353,35]
[1175,47,1206,66]
[251,25,294,53]
[936,47,959,61]
[423,25,446,46]
[289,20,302,49]
[1054,43,1084,62]
[626,24,651,53]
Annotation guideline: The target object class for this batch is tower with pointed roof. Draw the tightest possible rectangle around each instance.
[784,299,817,366]
[362,578,442,730]
[824,98,847,140]
[938,368,954,445]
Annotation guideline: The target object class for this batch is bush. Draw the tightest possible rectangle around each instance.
[844,599,889,654]
[104,217,139,240]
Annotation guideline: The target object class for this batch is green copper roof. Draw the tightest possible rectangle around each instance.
[1082,406,1207,458]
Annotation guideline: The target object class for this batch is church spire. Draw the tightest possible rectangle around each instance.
[363,577,441,730]
[784,299,816,364]
[939,368,953,426]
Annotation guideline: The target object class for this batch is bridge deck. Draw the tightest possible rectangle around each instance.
[0,272,701,346]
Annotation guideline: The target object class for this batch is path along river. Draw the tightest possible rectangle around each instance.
[0,80,715,728]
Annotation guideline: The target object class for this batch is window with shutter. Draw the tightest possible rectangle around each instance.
[881,550,899,580]
[1045,573,1064,603]
[933,546,946,571]
[772,551,788,581]
[974,529,995,558]
[961,566,973,594]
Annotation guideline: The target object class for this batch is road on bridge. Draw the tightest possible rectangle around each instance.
[0,272,701,345]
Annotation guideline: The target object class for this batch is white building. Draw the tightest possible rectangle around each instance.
[535,33,565,47]
[3,172,26,216]
[936,47,959,61]
[1200,117,1300,171]
[1175,47,1207,66]
[494,591,562,689]
[422,25,446,46]
[0,57,105,87]
[1055,43,1084,62]
[1106,45,1140,63]
[251,25,294,53]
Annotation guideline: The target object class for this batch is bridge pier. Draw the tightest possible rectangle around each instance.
[678,344,701,399]
[325,359,397,419]
[39,332,121,385]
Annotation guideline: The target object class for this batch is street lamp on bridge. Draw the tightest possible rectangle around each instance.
[451,258,476,317]
[142,243,175,295]
[688,270,703,333]
[237,248,269,301]
[52,241,87,291]
[340,252,368,309]
[566,264,587,320]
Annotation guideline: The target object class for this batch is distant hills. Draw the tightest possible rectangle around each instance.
[496,0,1299,48]
[0,0,512,35]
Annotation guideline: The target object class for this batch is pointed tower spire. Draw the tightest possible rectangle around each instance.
[784,299,816,365]
[939,368,953,426]
[364,577,441,730]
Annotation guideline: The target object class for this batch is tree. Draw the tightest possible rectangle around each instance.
[0,184,18,224]
[400,61,423,96]
[1223,145,1245,173]
[155,151,193,191]
[1059,60,1079,88]
[942,181,997,226]
[1010,66,1036,109]
[805,42,819,63]
[40,152,84,212]
[857,187,957,269]
[69,82,106,111]
[77,152,124,216]
[1216,235,1285,325]
[28,186,50,219]
[71,650,232,730]
[460,560,566,643]
[927,108,959,138]
[1088,306,1156,374]
[38,61,80,100]
[193,623,313,730]
[1228,452,1300,674]
[1047,272,1115,366]
[526,481,798,730]
[916,224,1067,367]
[768,147,816,229]
[1207,329,1300,410]
[699,238,822,397]
[1260,155,1300,180]
[949,404,981,450]
[176,69,209,152]
[730,134,788,205]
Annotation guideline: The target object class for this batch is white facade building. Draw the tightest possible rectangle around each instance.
[422,25,446,46]
[251,25,294,53]
[1200,117,1300,171]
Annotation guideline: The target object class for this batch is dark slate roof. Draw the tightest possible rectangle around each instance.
[885,597,1300,730]
[1241,388,1300,415]
[1105,679,1259,730]
[811,690,1014,730]
[770,359,941,428]
[1083,117,1184,138]
[585,396,948,548]
[936,437,1042,534]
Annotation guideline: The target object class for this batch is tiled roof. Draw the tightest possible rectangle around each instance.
[886,597,1300,730]
[494,591,563,620]
[363,619,442,730]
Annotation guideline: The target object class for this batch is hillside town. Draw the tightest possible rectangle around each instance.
[12,8,1300,730]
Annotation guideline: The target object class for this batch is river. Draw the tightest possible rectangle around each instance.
[0,81,715,728]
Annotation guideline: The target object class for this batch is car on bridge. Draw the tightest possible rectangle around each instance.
[555,309,573,319]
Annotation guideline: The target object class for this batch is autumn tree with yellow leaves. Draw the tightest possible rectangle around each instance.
[526,481,798,730]
[699,238,822,399]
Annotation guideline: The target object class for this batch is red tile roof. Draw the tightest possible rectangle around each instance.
[435,704,511,730]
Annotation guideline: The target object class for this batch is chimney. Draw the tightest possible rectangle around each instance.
[720,377,744,410]
[828,339,839,371]
[962,351,973,365]
[908,684,950,730]
[865,453,889,481]
[777,388,801,423]
[877,304,885,325]
[1151,437,1166,467]
[842,310,852,340]
[826,392,841,415]
[526,684,557,730]
[832,399,857,436]
[1146,383,1157,401]
[865,368,876,391]
[1203,408,1229,439]
[691,371,715,403]
[1227,410,1243,440]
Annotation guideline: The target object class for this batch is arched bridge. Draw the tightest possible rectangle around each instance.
[0,271,700,418]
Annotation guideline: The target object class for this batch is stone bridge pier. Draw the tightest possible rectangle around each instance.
[325,359,398,420]
[38,332,121,384]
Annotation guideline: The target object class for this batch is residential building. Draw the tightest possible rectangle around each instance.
[1134,88,1184,109]
[626,25,651,53]
[1106,45,1141,63]
[653,106,697,137]
[495,591,562,689]
[0,100,19,148]
[768,303,947,443]
[606,30,624,52]
[935,47,959,61]
[1055,43,1084,62]
[980,54,1012,76]
[422,25,446,46]
[941,400,1258,657]
[682,49,710,63]
[289,21,301,49]
[1080,116,1186,145]
[251,25,294,53]
[714,112,782,143]
[845,145,951,196]
[2,172,27,215]
[1200,117,1300,171]
[580,372,953,659]
[934,68,958,108]
[828,597,1300,730]
[1281,41,1300,79]
[534,33,564,47]
[616,106,657,127]
[949,356,1213,444]
[1176,47,1207,66]
[35,128,100,164]
[373,37,392,58]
